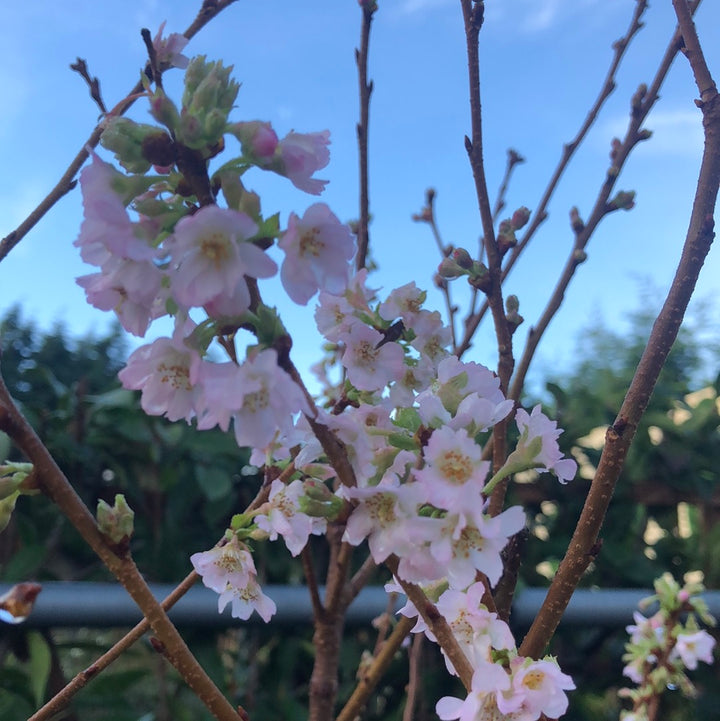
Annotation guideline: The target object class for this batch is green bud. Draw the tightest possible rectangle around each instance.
[97,494,135,544]
[100,117,164,173]
[298,493,344,521]
[608,190,636,212]
[451,247,473,269]
[149,89,181,132]
[437,257,466,279]
[0,492,19,533]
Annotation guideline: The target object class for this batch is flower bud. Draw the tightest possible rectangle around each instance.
[451,247,473,269]
[510,206,531,231]
[468,261,491,292]
[437,257,466,279]
[149,89,181,132]
[227,121,279,161]
[100,117,167,173]
[97,494,135,544]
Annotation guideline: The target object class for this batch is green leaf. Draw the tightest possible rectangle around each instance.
[196,466,232,502]
[27,632,51,707]
[392,408,422,432]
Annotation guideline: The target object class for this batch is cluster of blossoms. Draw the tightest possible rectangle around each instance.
[75,30,581,719]
[393,581,575,720]
[619,573,716,720]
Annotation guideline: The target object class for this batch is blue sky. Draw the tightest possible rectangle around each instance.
[1,1,718,393]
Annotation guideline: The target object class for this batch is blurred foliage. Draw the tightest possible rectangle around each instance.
[0,300,718,720]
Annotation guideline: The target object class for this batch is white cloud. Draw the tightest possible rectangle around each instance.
[605,109,704,157]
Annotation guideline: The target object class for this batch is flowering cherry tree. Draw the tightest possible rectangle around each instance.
[0,1,718,721]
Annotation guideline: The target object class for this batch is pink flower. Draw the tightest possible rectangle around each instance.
[229,120,279,161]
[191,536,276,623]
[275,130,330,194]
[414,427,489,513]
[152,21,190,69]
[196,349,310,450]
[673,630,715,670]
[217,575,276,623]
[167,205,276,308]
[512,405,577,483]
[496,657,575,720]
[378,281,426,325]
[77,256,165,336]
[254,479,326,556]
[340,324,405,392]
[278,203,355,305]
[118,318,202,422]
[75,152,158,267]
[436,663,511,721]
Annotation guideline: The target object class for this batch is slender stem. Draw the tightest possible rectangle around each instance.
[0,0,239,264]
[519,21,719,659]
[456,0,649,358]
[402,632,424,721]
[459,0,514,395]
[0,378,242,721]
[492,148,525,224]
[508,2,701,404]
[335,615,415,721]
[355,3,376,271]
[29,572,200,721]
[385,556,473,691]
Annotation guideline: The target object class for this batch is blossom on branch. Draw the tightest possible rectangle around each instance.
[279,203,355,305]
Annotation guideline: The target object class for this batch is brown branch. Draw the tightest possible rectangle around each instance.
[507,0,701,404]
[0,378,242,721]
[385,556,473,691]
[29,571,200,721]
[69,58,107,114]
[492,148,526,224]
[519,26,719,660]
[0,0,239,264]
[335,614,415,721]
[402,632,424,721]
[459,0,514,396]
[355,2,376,271]
[457,0,649,357]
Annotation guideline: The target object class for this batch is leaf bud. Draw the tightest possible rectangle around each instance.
[608,190,636,212]
[97,494,135,544]
[569,206,585,234]
[468,261,491,292]
[100,117,161,173]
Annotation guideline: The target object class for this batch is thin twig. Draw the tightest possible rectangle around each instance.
[519,6,718,658]
[355,2,377,271]
[0,0,239,264]
[402,632,424,721]
[335,615,415,721]
[29,572,200,721]
[457,0,650,357]
[507,0,702,404]
[69,58,107,114]
[492,148,525,224]
[385,556,473,691]
[0,377,242,721]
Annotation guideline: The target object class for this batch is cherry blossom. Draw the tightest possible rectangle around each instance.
[339,323,405,392]
[118,319,203,422]
[167,204,276,308]
[254,479,326,556]
[279,203,355,304]
[275,130,330,194]
[672,630,716,670]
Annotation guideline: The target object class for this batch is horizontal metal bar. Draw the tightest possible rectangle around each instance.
[2,583,719,629]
